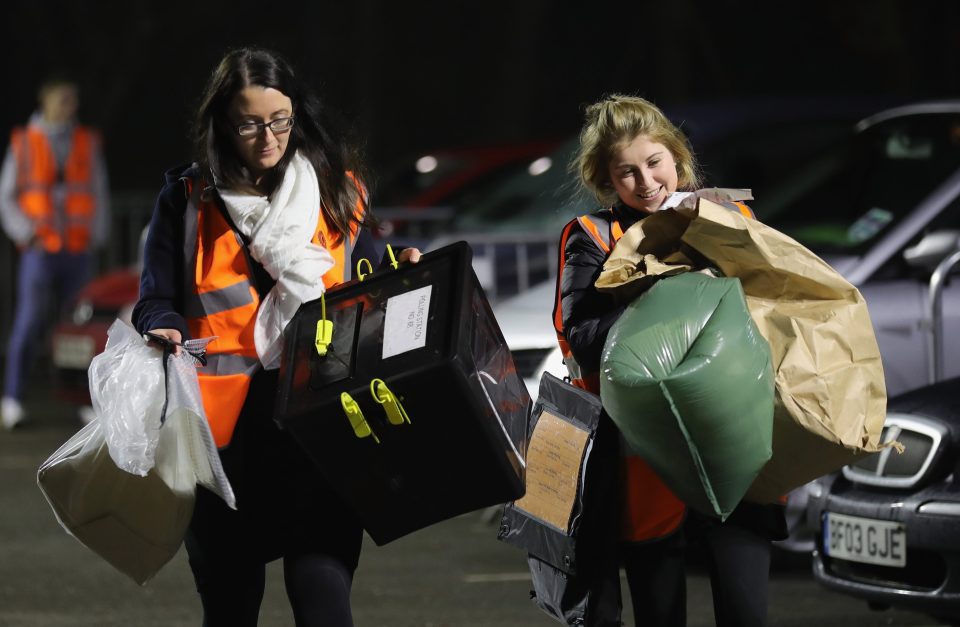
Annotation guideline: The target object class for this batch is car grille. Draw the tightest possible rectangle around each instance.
[843,413,947,489]
[824,548,947,591]
[511,348,553,378]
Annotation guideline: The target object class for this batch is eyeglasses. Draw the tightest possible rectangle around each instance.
[235,116,295,137]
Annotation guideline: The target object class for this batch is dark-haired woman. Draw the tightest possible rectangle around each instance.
[133,47,419,627]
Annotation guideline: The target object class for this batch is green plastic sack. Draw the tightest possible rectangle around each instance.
[600,272,774,519]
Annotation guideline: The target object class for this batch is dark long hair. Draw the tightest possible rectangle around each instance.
[193,47,370,244]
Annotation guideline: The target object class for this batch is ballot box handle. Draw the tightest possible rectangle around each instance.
[356,244,400,284]
[356,258,374,281]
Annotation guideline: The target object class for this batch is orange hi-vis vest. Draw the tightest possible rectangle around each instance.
[182,176,364,448]
[553,200,754,542]
[11,125,99,253]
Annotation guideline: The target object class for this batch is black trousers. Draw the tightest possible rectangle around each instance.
[622,502,786,627]
[185,369,364,627]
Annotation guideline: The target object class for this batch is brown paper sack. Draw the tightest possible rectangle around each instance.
[596,190,896,503]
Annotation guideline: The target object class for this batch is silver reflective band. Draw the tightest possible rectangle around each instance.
[198,353,260,376]
[185,280,255,319]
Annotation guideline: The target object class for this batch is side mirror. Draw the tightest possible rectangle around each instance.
[903,229,960,271]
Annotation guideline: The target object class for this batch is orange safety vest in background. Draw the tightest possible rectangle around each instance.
[552,200,753,542]
[182,176,363,448]
[11,125,98,253]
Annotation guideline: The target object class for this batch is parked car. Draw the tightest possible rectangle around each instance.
[371,140,561,247]
[806,373,960,624]
[374,140,562,210]
[51,266,140,406]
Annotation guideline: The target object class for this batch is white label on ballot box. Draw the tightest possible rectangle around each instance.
[824,512,906,567]
[383,285,433,359]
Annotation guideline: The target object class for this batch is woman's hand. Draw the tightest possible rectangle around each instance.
[398,247,422,264]
[144,328,183,355]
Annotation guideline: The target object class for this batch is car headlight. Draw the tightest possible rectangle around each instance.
[72,299,93,325]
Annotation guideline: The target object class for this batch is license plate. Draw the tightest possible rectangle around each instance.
[52,334,96,369]
[824,512,906,567]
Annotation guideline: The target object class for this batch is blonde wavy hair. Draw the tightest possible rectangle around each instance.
[574,94,702,206]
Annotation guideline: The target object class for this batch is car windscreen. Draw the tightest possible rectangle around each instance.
[755,111,960,255]
[448,138,589,234]
[449,118,861,235]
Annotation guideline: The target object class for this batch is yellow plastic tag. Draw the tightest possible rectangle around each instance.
[385,244,399,270]
[370,378,411,426]
[315,319,333,356]
[341,392,380,443]
[315,292,334,356]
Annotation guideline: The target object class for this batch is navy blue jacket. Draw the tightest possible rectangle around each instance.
[559,203,651,374]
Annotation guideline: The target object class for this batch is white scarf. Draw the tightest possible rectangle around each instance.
[218,152,334,370]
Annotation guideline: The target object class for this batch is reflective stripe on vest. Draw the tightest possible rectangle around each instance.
[183,175,363,447]
[12,126,97,252]
[554,212,624,388]
[554,208,686,542]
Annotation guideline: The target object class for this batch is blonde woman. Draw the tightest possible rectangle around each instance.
[551,94,786,627]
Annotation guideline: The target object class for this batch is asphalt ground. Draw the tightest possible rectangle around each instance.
[0,382,944,627]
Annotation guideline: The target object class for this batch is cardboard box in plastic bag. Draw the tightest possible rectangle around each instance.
[37,320,234,585]
[37,417,195,585]
[595,189,896,502]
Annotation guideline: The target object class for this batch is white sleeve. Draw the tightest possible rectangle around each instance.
[0,144,35,245]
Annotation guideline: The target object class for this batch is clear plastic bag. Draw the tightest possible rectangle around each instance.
[36,319,236,584]
[88,320,165,476]
[86,320,233,507]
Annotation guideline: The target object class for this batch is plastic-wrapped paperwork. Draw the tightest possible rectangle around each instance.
[498,372,623,626]
[600,272,775,519]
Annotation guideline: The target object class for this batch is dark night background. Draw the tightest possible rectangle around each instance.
[1,0,958,195]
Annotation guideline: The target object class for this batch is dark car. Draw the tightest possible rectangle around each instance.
[807,374,960,624]
[430,95,904,303]
[371,140,561,244]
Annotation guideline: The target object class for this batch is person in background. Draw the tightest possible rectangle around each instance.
[132,47,419,627]
[0,75,110,430]
[553,94,786,627]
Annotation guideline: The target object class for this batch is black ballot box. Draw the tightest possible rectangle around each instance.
[275,241,530,545]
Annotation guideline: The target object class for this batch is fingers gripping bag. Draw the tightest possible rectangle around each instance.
[37,320,233,585]
[600,271,775,519]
